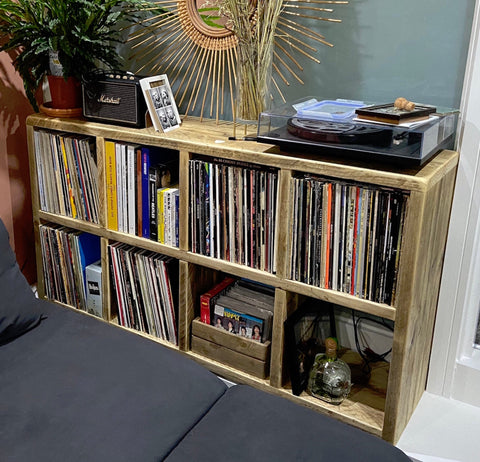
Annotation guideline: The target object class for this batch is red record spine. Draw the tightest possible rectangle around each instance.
[200,277,236,324]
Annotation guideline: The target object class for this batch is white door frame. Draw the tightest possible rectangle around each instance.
[427,0,480,405]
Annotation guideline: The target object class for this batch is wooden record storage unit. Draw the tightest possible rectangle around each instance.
[26,113,458,444]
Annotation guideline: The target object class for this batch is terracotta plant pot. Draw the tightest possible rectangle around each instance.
[47,75,82,109]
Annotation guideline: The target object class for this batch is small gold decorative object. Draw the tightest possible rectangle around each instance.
[129,0,348,121]
[394,97,415,111]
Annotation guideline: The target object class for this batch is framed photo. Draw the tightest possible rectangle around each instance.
[284,299,336,396]
[140,75,181,132]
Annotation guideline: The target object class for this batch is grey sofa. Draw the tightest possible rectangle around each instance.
[0,219,410,461]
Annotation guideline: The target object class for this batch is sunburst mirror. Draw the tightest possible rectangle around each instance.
[128,0,347,121]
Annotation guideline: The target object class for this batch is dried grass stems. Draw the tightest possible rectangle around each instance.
[221,0,284,121]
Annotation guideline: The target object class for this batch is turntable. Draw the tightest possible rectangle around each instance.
[256,99,458,166]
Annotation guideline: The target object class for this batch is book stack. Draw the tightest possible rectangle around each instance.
[105,141,179,245]
[290,175,409,305]
[200,278,275,343]
[154,187,179,246]
[34,130,99,223]
[39,224,101,310]
[189,158,279,273]
[108,243,178,345]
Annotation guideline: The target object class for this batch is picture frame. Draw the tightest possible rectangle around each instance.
[284,299,337,396]
[140,75,181,132]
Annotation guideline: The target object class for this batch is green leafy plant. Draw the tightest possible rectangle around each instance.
[0,0,156,111]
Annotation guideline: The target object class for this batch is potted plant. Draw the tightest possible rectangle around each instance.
[0,0,154,112]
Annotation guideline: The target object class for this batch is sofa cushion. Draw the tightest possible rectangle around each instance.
[166,384,411,462]
[0,300,227,462]
[0,219,42,345]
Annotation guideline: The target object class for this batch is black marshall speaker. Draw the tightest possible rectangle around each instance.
[82,71,147,128]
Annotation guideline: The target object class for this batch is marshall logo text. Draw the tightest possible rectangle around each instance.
[98,94,121,105]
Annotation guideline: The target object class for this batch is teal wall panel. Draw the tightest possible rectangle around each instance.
[125,0,476,117]
[289,0,475,109]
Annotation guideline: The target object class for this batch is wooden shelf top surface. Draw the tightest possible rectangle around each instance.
[27,114,458,192]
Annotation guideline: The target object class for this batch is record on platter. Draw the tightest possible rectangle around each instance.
[286,117,393,146]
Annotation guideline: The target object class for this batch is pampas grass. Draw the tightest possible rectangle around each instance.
[221,0,284,121]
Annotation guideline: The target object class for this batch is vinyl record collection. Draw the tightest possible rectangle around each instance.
[34,130,99,223]
[108,243,178,345]
[189,157,279,273]
[290,175,409,306]
[39,224,101,310]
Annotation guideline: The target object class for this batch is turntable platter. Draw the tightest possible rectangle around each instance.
[287,117,391,145]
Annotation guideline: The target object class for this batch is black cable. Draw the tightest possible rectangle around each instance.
[298,312,326,344]
[352,310,393,375]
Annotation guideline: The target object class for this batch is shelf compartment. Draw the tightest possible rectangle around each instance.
[188,156,279,274]
[280,347,388,437]
[282,385,385,437]
[287,173,408,308]
[186,348,385,437]
[33,129,100,224]
[38,223,101,311]
[107,242,179,346]
[103,140,179,243]
[280,279,397,321]
[192,318,271,379]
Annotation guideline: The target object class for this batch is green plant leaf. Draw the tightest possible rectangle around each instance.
[0,0,164,110]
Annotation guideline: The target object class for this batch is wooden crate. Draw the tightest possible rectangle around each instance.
[191,318,271,379]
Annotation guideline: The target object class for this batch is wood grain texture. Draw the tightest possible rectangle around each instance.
[192,318,271,361]
[275,169,293,279]
[26,125,45,299]
[270,289,300,387]
[191,336,270,379]
[178,260,194,351]
[100,237,111,320]
[383,166,458,443]
[178,262,224,351]
[178,150,190,251]
[26,114,457,191]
